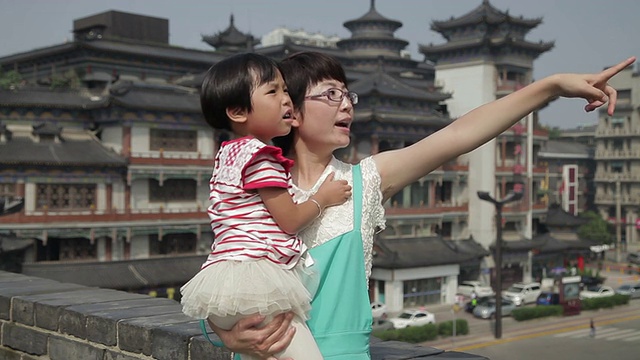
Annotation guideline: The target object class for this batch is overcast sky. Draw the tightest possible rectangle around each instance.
[1,0,638,129]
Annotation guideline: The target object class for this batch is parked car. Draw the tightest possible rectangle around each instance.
[536,291,560,306]
[464,296,492,313]
[370,301,387,319]
[580,285,615,299]
[628,252,640,265]
[472,298,517,319]
[388,309,436,329]
[457,280,495,297]
[372,318,394,332]
[580,275,605,288]
[502,282,542,306]
[615,283,640,299]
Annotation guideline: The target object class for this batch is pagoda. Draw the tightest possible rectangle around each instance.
[202,14,260,53]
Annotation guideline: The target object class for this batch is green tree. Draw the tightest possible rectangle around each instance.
[0,69,22,90]
[546,126,562,139]
[578,211,613,244]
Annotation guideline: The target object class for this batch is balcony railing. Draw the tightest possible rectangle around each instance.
[595,127,640,137]
[594,172,640,182]
[594,149,640,159]
[594,194,640,205]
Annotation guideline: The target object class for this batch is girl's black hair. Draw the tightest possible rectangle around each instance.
[200,53,280,131]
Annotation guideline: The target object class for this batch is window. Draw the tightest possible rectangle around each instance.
[149,179,197,202]
[149,233,197,255]
[0,183,15,197]
[149,128,197,152]
[36,183,96,210]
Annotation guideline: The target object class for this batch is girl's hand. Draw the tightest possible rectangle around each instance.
[314,172,352,208]
[207,312,295,360]
[555,56,635,115]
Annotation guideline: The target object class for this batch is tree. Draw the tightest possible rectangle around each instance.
[0,69,22,90]
[578,211,613,244]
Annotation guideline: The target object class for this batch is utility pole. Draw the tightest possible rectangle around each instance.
[615,178,621,263]
[477,191,523,339]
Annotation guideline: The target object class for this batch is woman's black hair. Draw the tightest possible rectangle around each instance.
[200,53,280,131]
[273,52,348,154]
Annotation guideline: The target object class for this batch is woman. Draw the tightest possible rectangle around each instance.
[210,52,635,359]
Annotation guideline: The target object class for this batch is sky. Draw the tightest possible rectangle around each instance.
[1,0,639,129]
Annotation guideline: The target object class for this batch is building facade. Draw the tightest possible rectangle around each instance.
[594,64,640,246]
[0,1,562,309]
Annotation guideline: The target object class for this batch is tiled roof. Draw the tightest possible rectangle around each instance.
[0,136,126,166]
[431,0,542,31]
[350,68,449,102]
[21,255,204,290]
[109,80,201,113]
[373,236,487,269]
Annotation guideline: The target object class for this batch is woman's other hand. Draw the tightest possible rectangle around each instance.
[207,312,296,360]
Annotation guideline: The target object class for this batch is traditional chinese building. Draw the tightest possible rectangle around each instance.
[420,0,554,284]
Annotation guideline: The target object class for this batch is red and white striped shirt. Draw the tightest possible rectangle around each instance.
[202,137,302,270]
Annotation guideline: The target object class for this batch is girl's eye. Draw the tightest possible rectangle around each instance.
[328,89,340,97]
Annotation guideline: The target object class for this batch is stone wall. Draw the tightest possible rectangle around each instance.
[0,271,487,359]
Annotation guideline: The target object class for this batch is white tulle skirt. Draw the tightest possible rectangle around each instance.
[180,259,317,321]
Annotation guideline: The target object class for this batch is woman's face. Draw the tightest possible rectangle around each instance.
[295,79,354,153]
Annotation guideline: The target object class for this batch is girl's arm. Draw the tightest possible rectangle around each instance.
[373,57,636,203]
[259,172,352,234]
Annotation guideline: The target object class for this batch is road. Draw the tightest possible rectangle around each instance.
[464,316,640,360]
[419,262,640,359]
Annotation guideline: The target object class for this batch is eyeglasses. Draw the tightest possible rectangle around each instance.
[305,88,358,105]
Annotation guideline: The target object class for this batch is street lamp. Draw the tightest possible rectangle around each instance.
[477,190,523,339]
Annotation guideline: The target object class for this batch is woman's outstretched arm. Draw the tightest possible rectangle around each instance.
[374,56,636,202]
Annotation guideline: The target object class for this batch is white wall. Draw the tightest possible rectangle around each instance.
[436,62,497,250]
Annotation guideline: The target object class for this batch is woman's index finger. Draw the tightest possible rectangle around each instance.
[599,56,636,80]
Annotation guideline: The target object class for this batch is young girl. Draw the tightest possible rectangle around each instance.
[180,53,351,360]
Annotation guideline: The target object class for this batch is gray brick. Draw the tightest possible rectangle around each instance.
[118,312,193,355]
[11,284,98,326]
[1,322,47,355]
[0,346,23,360]
[49,336,104,360]
[104,349,145,360]
[190,335,232,360]
[60,297,170,340]
[32,288,142,331]
[0,280,84,320]
[151,320,202,360]
[86,304,182,346]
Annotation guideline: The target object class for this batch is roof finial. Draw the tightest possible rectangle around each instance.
[230,13,234,25]
[370,0,376,10]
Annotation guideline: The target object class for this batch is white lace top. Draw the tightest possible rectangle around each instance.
[289,156,386,280]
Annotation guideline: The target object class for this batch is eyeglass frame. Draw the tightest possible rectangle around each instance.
[305,87,358,105]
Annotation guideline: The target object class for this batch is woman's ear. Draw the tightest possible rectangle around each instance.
[291,110,302,128]
[226,107,248,124]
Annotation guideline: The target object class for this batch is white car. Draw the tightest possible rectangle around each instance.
[457,280,495,298]
[580,285,615,299]
[502,282,542,306]
[370,301,387,319]
[388,309,435,329]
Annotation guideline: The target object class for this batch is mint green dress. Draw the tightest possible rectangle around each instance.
[227,164,371,359]
[305,164,372,359]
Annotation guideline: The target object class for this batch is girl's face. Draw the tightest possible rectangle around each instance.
[245,71,294,143]
[295,79,353,154]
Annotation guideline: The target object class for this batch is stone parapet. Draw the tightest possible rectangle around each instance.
[0,271,487,359]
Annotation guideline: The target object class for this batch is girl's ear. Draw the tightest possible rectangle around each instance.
[226,107,248,124]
